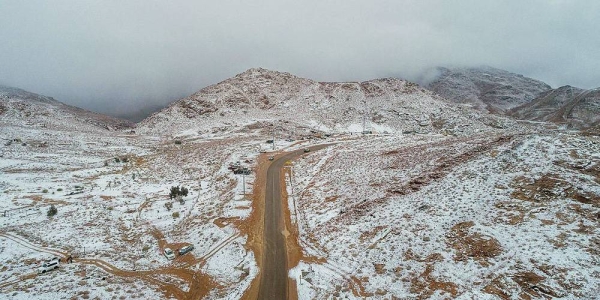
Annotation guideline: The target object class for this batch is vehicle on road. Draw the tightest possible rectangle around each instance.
[304,148,310,153]
[178,245,194,256]
[268,155,274,161]
[38,258,60,274]
[164,247,175,260]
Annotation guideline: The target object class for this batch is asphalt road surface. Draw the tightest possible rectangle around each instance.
[258,144,331,300]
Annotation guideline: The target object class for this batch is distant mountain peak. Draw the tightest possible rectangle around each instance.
[0,84,132,131]
[509,84,599,129]
[423,66,551,113]
[234,67,299,80]
[138,68,510,136]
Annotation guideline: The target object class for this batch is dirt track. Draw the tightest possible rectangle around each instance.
[0,231,212,299]
[257,144,332,300]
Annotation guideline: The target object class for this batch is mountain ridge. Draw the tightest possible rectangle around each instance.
[0,85,133,131]
[138,67,515,137]
[509,85,600,129]
[422,66,552,113]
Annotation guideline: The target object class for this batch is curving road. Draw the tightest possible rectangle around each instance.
[258,144,331,300]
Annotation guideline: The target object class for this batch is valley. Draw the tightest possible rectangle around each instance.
[1,69,599,299]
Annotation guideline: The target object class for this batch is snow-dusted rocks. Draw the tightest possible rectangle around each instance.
[423,66,551,113]
[0,85,132,132]
[137,68,514,137]
[510,86,600,129]
[287,132,600,299]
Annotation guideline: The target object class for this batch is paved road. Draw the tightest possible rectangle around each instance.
[258,144,331,300]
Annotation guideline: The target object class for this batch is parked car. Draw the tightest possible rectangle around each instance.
[268,155,274,161]
[38,258,60,274]
[178,245,194,256]
[164,247,175,260]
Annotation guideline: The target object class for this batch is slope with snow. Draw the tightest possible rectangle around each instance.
[0,85,132,132]
[2,69,598,299]
[510,86,600,129]
[424,66,551,113]
[288,131,600,299]
[0,120,266,299]
[138,68,517,137]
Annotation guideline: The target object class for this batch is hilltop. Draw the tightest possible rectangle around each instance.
[0,85,133,132]
[138,68,514,137]
[423,66,551,113]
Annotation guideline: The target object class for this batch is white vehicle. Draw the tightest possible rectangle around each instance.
[38,258,60,274]
[164,247,175,260]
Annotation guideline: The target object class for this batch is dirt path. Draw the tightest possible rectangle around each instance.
[0,232,212,299]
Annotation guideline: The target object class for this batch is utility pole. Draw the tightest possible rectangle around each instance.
[289,166,294,195]
[272,126,276,150]
[242,172,246,197]
[362,112,366,133]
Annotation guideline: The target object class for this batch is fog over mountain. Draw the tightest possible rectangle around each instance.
[1,1,598,116]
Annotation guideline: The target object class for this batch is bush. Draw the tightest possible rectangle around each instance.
[47,205,57,217]
[180,187,188,197]
[57,188,63,192]
[164,202,173,211]
[174,140,182,145]
[42,189,48,193]
[169,186,189,199]
[172,212,180,218]
[142,245,150,252]
[114,157,121,163]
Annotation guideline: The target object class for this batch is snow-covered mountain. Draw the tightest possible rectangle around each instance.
[0,85,133,131]
[509,86,600,129]
[138,68,515,136]
[423,66,551,113]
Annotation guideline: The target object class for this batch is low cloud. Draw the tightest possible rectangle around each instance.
[1,0,598,115]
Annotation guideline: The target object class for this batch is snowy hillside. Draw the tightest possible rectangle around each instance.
[510,86,600,129]
[0,85,132,132]
[288,132,600,299]
[138,68,516,137]
[0,123,263,299]
[424,66,551,113]
[1,68,598,299]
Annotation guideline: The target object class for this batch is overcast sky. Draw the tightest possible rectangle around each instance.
[1,0,598,116]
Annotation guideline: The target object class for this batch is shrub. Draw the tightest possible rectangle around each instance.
[114,157,121,163]
[174,140,182,145]
[47,205,57,217]
[142,245,150,252]
[169,186,189,199]
[164,202,173,211]
[172,212,180,218]
[181,187,188,197]
[42,189,48,193]
[57,188,63,192]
